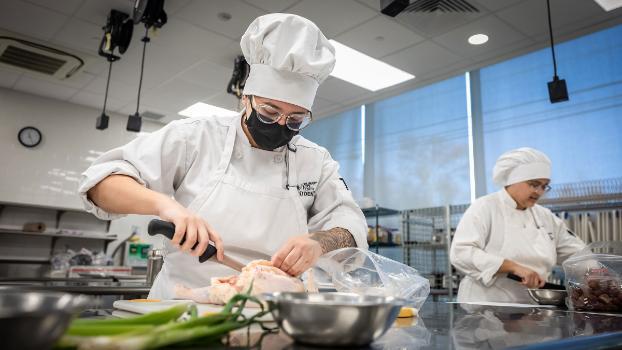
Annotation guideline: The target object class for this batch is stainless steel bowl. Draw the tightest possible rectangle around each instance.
[261,292,406,347]
[527,289,568,306]
[0,290,90,350]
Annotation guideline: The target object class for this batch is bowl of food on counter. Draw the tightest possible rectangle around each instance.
[527,288,568,306]
[261,291,407,347]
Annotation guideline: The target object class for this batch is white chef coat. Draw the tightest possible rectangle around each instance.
[450,189,585,303]
[78,113,368,298]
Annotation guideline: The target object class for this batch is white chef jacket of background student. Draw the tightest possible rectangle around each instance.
[78,113,368,299]
[450,189,585,303]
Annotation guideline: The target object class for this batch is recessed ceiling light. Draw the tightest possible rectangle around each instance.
[593,0,622,11]
[328,40,414,92]
[178,102,239,118]
[468,34,489,45]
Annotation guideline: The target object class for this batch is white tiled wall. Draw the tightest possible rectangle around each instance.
[0,88,166,266]
[0,87,162,209]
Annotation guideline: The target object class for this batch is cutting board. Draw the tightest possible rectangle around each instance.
[113,299,273,321]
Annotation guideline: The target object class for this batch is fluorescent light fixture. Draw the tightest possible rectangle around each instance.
[178,102,239,118]
[468,34,489,45]
[593,0,622,11]
[328,40,414,91]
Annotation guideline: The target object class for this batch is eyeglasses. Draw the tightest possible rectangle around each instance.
[252,97,312,131]
[527,181,552,193]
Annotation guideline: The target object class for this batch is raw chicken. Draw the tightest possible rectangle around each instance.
[175,260,305,305]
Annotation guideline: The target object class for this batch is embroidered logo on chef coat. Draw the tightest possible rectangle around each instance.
[297,181,318,197]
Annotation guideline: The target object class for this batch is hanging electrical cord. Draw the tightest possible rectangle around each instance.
[96,60,114,130]
[546,0,558,80]
[546,0,569,103]
[127,26,150,132]
[136,28,149,116]
[103,61,112,110]
[96,9,133,130]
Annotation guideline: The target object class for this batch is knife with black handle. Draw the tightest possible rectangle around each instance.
[147,219,244,271]
[148,219,218,263]
[507,273,565,290]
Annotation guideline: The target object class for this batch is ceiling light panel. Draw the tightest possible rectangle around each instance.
[328,40,415,91]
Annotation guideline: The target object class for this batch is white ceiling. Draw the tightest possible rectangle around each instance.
[0,0,621,124]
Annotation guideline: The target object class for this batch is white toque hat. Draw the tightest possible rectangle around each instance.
[240,13,336,111]
[493,147,552,187]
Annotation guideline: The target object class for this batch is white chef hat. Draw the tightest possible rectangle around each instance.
[493,147,552,187]
[240,13,336,111]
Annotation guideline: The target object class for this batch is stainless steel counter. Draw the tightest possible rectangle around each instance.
[75,301,622,349]
[0,280,150,295]
[224,302,622,349]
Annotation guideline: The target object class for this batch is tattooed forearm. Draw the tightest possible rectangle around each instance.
[309,227,356,254]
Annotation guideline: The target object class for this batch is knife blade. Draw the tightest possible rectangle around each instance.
[147,219,244,272]
[507,273,565,290]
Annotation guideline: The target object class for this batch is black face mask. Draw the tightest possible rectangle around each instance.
[245,107,298,150]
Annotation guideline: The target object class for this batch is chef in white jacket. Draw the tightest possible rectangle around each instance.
[78,14,368,299]
[450,148,584,303]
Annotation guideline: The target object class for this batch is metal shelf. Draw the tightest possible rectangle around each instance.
[405,218,434,226]
[0,228,117,241]
[0,256,51,263]
[361,207,400,217]
[544,200,622,212]
[430,288,458,296]
[403,241,446,248]
[402,205,462,301]
[0,283,150,295]
[0,202,113,234]
[363,206,400,254]
[367,241,401,247]
[540,178,622,212]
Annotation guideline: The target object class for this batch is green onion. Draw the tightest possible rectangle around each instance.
[70,303,193,327]
[66,324,155,336]
[56,288,273,350]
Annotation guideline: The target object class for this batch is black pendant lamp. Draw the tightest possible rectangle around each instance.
[546,0,569,103]
[126,25,149,133]
[127,0,168,132]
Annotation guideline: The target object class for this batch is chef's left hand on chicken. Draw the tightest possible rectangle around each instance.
[272,228,357,276]
[271,235,322,276]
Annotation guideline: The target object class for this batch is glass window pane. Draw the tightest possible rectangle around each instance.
[302,108,364,200]
[369,75,470,209]
[481,24,622,193]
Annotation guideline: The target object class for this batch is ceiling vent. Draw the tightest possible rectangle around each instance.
[0,35,85,79]
[405,0,479,13]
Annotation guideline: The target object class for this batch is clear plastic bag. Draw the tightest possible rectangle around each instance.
[562,241,622,312]
[373,317,431,349]
[50,249,75,274]
[314,248,430,309]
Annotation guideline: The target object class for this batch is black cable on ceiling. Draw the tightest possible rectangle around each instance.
[546,0,559,79]
[135,26,149,117]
